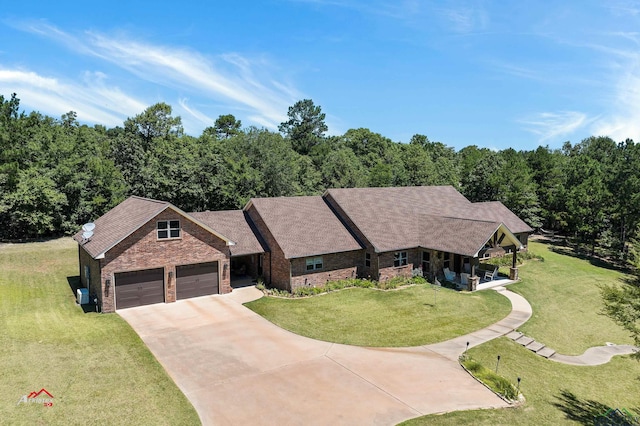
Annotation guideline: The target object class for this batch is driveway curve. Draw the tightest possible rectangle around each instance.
[119,286,512,425]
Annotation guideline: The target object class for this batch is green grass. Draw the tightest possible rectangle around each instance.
[510,241,633,354]
[245,284,511,346]
[400,241,640,425]
[0,238,200,425]
[401,338,640,425]
[461,355,518,401]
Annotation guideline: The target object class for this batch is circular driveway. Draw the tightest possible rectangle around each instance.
[118,288,510,425]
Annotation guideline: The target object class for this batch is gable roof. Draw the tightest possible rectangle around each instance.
[73,196,233,259]
[325,186,529,255]
[467,201,534,234]
[189,210,265,256]
[245,196,363,259]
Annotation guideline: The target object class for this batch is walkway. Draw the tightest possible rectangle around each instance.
[424,286,532,361]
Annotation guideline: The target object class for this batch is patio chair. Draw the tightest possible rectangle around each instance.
[443,268,456,282]
[483,267,498,281]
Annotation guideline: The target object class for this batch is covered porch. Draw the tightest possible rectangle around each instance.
[422,222,523,291]
[230,253,264,288]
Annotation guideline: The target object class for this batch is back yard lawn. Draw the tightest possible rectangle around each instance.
[0,238,199,425]
[246,284,511,347]
[509,241,633,354]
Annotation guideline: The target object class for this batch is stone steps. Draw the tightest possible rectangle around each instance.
[537,347,556,358]
[506,331,557,358]
[515,336,534,346]
[525,341,545,352]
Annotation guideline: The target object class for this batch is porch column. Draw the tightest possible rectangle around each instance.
[510,248,518,280]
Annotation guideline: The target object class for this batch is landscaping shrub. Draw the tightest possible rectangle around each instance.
[460,355,518,401]
[264,276,421,297]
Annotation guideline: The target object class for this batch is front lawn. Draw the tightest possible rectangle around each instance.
[401,241,640,425]
[402,338,640,425]
[0,238,199,425]
[245,284,511,346]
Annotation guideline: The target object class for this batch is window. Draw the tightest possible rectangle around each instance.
[443,252,450,269]
[421,251,430,272]
[157,220,181,239]
[394,251,408,267]
[306,256,323,271]
[365,252,371,267]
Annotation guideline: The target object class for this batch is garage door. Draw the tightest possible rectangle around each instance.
[115,268,165,309]
[176,262,219,300]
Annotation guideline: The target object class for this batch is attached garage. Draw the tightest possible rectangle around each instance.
[115,268,165,309]
[176,262,219,300]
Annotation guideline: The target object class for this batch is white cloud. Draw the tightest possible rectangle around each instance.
[178,98,214,126]
[438,4,489,34]
[18,22,302,131]
[0,67,147,126]
[592,68,640,142]
[520,111,593,143]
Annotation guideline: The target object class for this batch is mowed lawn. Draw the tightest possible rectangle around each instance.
[402,241,640,425]
[246,284,511,347]
[0,238,199,425]
[510,241,634,354]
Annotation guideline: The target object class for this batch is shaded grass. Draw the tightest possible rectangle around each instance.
[400,338,640,425]
[509,241,633,355]
[245,285,511,347]
[0,238,199,425]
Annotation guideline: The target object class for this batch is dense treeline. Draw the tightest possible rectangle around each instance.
[2,93,640,260]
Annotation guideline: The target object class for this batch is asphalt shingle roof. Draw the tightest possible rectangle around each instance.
[325,185,531,255]
[189,210,265,256]
[246,196,363,259]
[73,196,171,258]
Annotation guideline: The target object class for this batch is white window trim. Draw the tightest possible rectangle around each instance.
[157,220,181,240]
[306,256,323,271]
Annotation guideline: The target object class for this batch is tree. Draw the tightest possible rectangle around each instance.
[279,99,328,155]
[0,168,67,238]
[123,102,183,149]
[209,114,242,139]
[601,236,640,360]
[320,148,368,188]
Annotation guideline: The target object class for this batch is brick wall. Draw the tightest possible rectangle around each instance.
[377,248,420,281]
[99,209,231,313]
[78,245,102,303]
[245,205,290,290]
[290,250,363,290]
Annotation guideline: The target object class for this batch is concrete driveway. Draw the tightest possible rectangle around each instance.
[119,288,508,425]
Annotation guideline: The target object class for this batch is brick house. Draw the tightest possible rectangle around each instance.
[75,186,532,312]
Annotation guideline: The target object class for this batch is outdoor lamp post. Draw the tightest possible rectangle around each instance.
[495,355,501,373]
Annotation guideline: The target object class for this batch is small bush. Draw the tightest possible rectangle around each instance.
[409,276,427,285]
[265,276,420,298]
[460,356,519,401]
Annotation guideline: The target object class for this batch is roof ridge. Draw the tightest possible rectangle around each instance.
[129,195,169,205]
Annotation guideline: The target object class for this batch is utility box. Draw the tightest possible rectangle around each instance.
[77,288,89,305]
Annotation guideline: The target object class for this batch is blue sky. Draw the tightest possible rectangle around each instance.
[1,1,639,151]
